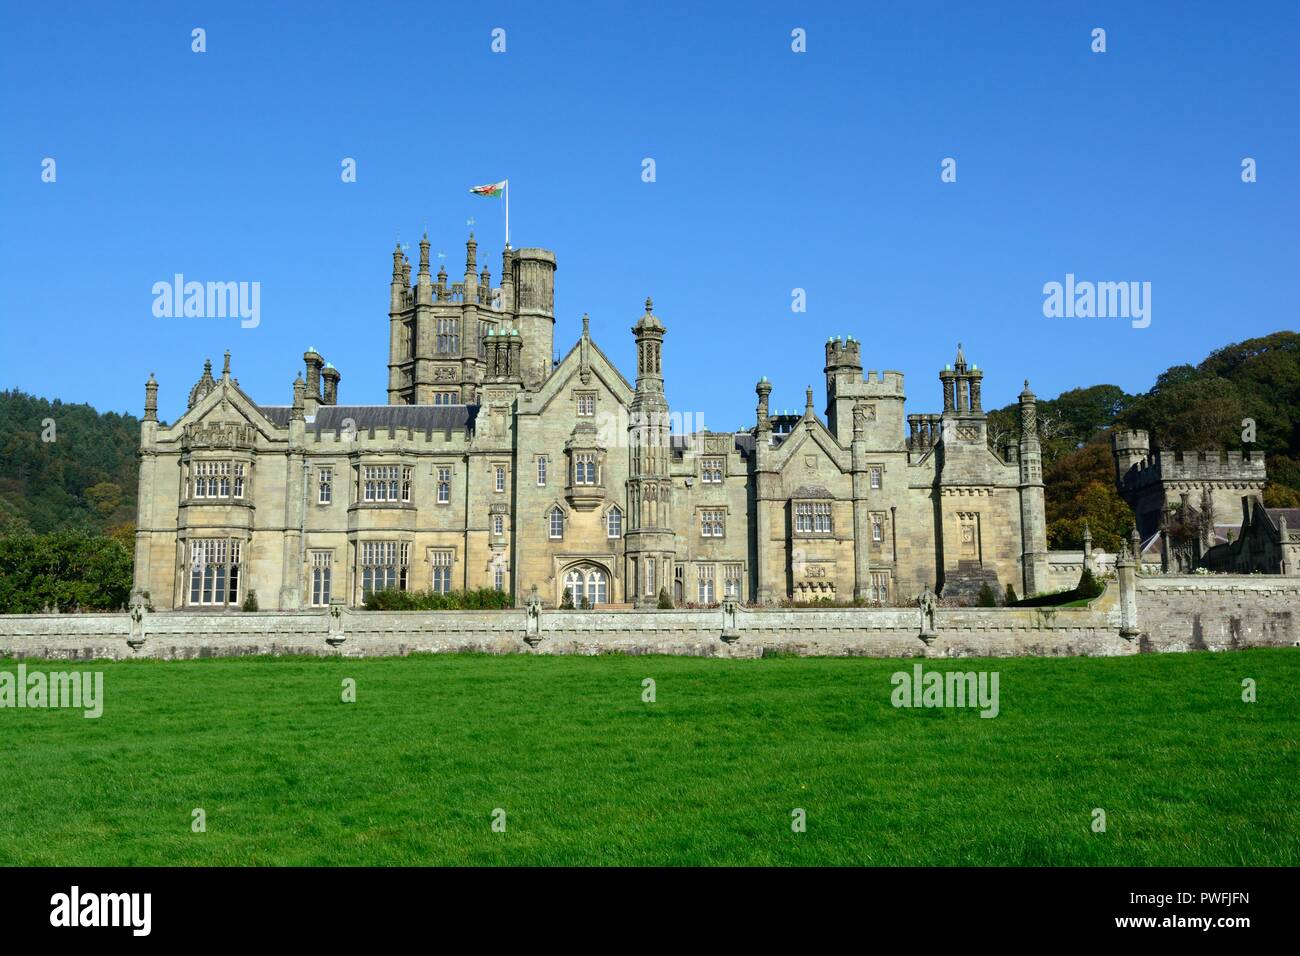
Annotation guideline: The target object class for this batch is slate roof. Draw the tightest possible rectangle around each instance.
[258,405,293,427]
[1266,508,1300,529]
[256,404,478,436]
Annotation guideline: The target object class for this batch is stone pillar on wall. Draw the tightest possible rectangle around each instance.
[1116,545,1139,640]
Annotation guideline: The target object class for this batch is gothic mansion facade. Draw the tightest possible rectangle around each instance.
[131,233,1050,610]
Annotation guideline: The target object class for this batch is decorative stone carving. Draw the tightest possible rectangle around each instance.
[524,586,543,647]
[184,421,256,449]
[917,586,937,639]
[326,600,346,646]
[720,598,740,643]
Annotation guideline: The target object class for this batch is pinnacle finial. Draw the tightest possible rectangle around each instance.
[645,296,653,313]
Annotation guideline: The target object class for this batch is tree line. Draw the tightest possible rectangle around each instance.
[985,331,1299,553]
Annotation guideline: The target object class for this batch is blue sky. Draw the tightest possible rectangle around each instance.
[2,1,1297,429]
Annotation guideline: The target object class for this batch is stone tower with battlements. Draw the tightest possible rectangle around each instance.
[1112,428,1268,542]
[387,234,556,405]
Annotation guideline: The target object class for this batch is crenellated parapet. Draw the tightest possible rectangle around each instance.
[1111,429,1270,542]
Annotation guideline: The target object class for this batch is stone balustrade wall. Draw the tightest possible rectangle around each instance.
[0,577,1294,660]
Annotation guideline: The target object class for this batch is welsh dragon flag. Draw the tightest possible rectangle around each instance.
[469,180,506,198]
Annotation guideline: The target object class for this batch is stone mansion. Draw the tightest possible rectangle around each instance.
[131,232,1054,610]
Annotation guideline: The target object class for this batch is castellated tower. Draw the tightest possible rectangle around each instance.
[1111,427,1267,540]
[823,336,906,447]
[386,231,557,404]
[510,248,556,389]
[824,336,863,443]
[1112,428,1150,479]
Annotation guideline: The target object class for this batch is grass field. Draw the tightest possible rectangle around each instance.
[1,650,1296,866]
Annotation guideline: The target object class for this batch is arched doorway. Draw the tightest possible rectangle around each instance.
[561,564,609,607]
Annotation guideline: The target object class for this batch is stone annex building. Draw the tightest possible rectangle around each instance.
[133,232,1067,611]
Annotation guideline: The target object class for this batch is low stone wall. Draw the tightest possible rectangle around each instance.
[1045,550,1117,593]
[1135,575,1300,652]
[0,577,1293,660]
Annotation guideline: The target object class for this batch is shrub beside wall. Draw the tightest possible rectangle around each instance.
[362,588,513,611]
[0,529,133,613]
[1010,567,1108,608]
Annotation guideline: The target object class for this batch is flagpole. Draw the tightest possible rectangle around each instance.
[505,179,510,249]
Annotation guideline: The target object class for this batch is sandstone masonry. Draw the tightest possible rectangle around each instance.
[134,232,1055,611]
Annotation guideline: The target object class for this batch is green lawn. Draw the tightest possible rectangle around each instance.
[1,650,1296,866]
